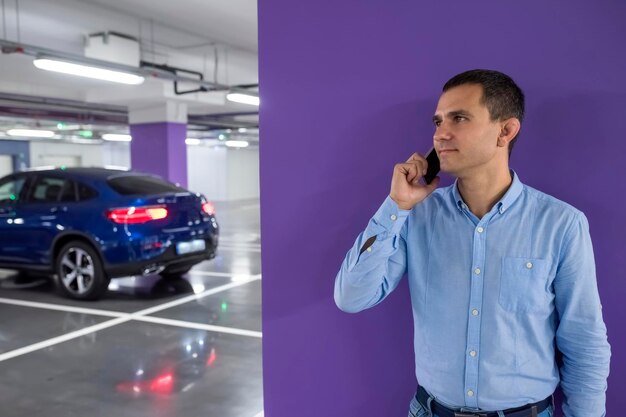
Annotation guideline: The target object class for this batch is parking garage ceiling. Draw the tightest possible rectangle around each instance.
[0,0,259,142]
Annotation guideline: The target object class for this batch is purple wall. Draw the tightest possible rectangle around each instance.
[129,122,188,188]
[259,1,626,416]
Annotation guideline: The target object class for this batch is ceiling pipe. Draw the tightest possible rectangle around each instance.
[0,39,257,97]
[0,106,127,124]
[0,92,126,114]
[0,92,259,131]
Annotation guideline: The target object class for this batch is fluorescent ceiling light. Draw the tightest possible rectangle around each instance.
[225,140,249,148]
[103,165,129,171]
[7,129,55,138]
[185,138,201,145]
[33,58,145,85]
[102,134,132,142]
[226,93,259,106]
[237,128,248,133]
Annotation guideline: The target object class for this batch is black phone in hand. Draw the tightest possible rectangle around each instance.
[423,148,440,184]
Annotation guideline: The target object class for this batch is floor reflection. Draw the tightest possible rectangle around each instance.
[113,329,220,398]
[0,272,197,300]
[109,275,196,298]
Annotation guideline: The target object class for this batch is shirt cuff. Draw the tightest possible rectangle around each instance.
[371,195,411,235]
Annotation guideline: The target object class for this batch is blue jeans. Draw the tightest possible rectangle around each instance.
[408,395,555,417]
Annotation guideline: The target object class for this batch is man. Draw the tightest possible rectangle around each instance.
[334,69,610,417]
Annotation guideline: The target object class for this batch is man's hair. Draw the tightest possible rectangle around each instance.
[443,69,525,156]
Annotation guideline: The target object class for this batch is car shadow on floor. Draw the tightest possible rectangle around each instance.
[0,271,196,301]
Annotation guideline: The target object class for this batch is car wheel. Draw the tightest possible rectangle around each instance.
[56,241,109,300]
[159,266,193,280]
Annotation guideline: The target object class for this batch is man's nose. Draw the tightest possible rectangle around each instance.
[434,124,452,142]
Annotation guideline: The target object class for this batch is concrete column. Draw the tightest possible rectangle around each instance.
[129,101,188,187]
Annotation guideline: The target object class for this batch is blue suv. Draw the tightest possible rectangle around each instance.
[0,167,219,300]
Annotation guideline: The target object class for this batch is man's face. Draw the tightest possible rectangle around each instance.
[432,84,503,177]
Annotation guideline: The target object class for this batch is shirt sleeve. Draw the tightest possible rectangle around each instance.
[334,195,411,313]
[554,213,611,417]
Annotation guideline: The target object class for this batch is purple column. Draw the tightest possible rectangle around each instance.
[259,1,625,417]
[129,122,187,188]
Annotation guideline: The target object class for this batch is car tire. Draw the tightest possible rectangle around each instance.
[55,241,109,300]
[159,266,193,280]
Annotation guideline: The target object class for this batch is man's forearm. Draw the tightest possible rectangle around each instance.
[334,196,410,313]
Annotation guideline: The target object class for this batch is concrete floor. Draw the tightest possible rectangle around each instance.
[0,198,263,417]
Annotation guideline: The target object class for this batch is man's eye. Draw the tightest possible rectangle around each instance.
[454,116,467,122]
[434,120,441,127]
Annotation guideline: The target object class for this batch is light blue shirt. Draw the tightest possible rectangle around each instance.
[334,171,610,417]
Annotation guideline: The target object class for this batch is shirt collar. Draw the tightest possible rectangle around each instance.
[452,169,524,214]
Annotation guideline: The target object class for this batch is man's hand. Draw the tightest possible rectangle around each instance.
[389,152,440,210]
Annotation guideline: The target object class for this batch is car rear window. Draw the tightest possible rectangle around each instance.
[59,180,77,202]
[77,182,98,201]
[28,176,71,203]
[107,175,185,196]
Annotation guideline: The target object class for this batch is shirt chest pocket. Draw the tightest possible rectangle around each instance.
[499,257,552,313]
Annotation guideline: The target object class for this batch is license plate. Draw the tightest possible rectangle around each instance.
[176,239,206,255]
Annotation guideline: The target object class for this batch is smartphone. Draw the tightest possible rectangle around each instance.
[423,147,440,185]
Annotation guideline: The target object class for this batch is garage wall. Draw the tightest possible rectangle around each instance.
[28,141,129,170]
[258,1,625,417]
[25,140,259,202]
[29,142,102,168]
[226,148,260,200]
[187,146,228,199]
[0,140,29,173]
[187,146,260,201]
[102,142,131,169]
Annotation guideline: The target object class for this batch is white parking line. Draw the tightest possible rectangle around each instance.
[218,246,262,253]
[218,243,261,248]
[218,235,260,243]
[189,271,261,278]
[0,275,262,362]
[0,297,125,318]
[134,316,262,338]
[130,277,260,317]
[218,244,261,250]
[0,317,130,362]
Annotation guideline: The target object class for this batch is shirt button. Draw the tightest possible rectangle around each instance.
[390,214,397,221]
[461,204,467,209]
[366,247,372,252]
[476,227,484,233]
[474,268,481,275]
[472,309,479,316]
[526,262,533,269]
[469,350,477,357]
[467,390,474,397]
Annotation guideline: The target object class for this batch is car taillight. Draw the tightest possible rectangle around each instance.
[202,202,216,216]
[107,206,168,224]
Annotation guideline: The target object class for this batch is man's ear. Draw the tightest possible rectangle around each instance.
[497,118,521,147]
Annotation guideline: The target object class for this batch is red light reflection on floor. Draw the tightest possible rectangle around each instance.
[149,373,174,394]
[206,348,217,367]
[116,372,174,395]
